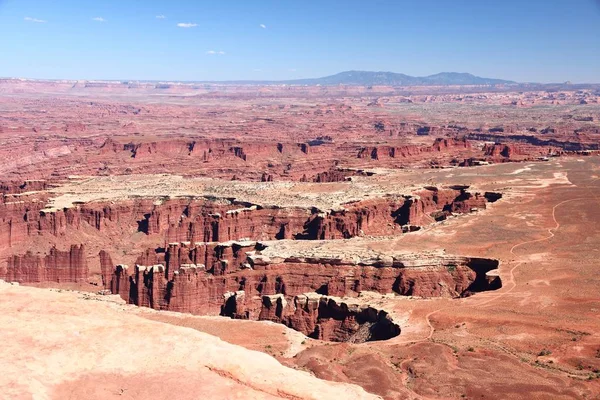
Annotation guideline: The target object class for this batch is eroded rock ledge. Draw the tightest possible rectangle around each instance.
[258,293,400,343]
[0,175,502,343]
[0,180,501,286]
[102,240,500,341]
[3,245,87,283]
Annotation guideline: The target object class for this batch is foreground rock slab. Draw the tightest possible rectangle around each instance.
[0,281,379,400]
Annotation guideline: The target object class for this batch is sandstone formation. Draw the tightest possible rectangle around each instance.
[2,79,600,398]
[2,82,598,183]
[257,293,401,343]
[0,176,501,286]
[0,245,87,283]
[104,240,500,339]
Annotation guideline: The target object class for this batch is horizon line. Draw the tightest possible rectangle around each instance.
[0,70,595,86]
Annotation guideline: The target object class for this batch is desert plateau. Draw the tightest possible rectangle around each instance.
[1,77,600,399]
[2,1,600,398]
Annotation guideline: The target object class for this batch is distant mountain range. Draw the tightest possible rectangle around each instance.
[2,70,519,87]
[215,71,516,86]
[280,71,516,86]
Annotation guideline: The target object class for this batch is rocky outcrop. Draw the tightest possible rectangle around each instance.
[431,138,471,151]
[106,241,501,318]
[358,138,471,160]
[392,259,501,298]
[99,250,114,286]
[11,185,493,245]
[0,245,88,283]
[0,180,49,194]
[102,138,313,164]
[104,241,499,341]
[483,143,529,158]
[0,183,501,288]
[0,196,285,248]
[0,195,152,247]
[142,202,314,243]
[470,133,591,152]
[0,185,499,285]
[258,293,401,342]
[0,193,47,247]
[302,186,495,239]
[307,169,351,183]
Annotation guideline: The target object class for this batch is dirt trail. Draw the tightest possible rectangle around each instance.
[398,195,590,343]
[476,197,585,307]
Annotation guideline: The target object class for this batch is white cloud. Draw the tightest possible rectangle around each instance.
[289,68,297,72]
[92,17,106,22]
[156,15,166,19]
[177,22,197,28]
[24,17,47,23]
[206,50,226,55]
[260,24,266,29]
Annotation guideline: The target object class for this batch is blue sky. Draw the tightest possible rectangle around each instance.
[1,0,599,82]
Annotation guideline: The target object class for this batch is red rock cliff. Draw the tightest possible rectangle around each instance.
[1,244,88,283]
[105,241,501,318]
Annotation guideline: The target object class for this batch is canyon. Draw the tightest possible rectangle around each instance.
[105,241,499,342]
[2,80,600,399]
[0,169,503,341]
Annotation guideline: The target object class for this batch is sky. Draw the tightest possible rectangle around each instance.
[1,0,599,83]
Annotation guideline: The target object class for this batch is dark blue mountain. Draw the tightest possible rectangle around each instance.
[281,70,515,86]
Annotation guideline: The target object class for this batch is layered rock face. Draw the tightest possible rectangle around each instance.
[0,182,501,286]
[300,168,372,183]
[0,190,48,247]
[484,143,528,158]
[102,137,479,179]
[0,195,304,249]
[140,202,312,243]
[481,143,553,160]
[357,138,471,160]
[469,132,599,152]
[103,137,313,164]
[258,294,401,343]
[0,245,88,283]
[0,185,500,250]
[105,241,501,327]
[288,187,499,240]
[0,180,49,194]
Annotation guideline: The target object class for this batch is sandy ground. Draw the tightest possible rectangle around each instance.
[0,282,378,400]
